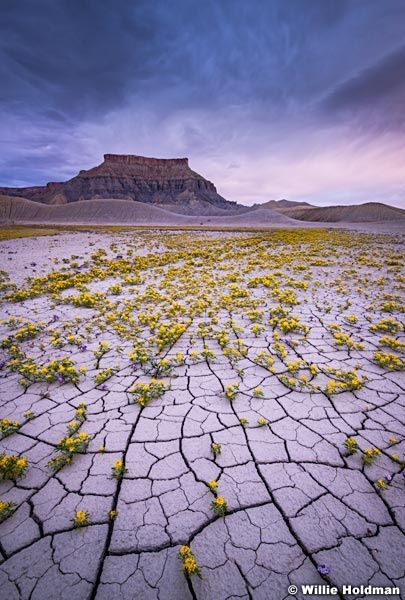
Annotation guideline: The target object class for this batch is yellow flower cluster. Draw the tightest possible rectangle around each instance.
[251,323,265,337]
[210,495,227,516]
[373,351,405,371]
[0,500,16,522]
[70,291,105,308]
[108,283,122,295]
[200,347,216,361]
[93,340,111,360]
[75,403,87,422]
[286,360,306,374]
[245,309,264,322]
[254,350,275,370]
[111,459,128,479]
[71,510,89,528]
[279,373,319,393]
[323,367,367,394]
[253,387,263,398]
[138,311,162,331]
[48,407,90,472]
[211,442,221,456]
[361,447,380,466]
[224,383,239,401]
[155,322,187,351]
[271,341,288,359]
[56,432,90,454]
[270,315,308,335]
[309,364,318,377]
[343,437,358,455]
[178,545,201,579]
[8,355,82,387]
[369,318,402,334]
[0,454,27,480]
[130,379,169,407]
[332,332,364,351]
[285,278,309,290]
[272,288,300,306]
[94,366,119,385]
[343,314,358,325]
[378,336,405,352]
[128,340,151,365]
[0,418,19,438]
[14,322,44,341]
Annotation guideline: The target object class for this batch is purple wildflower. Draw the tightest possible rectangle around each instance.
[0,360,6,369]
[385,473,392,483]
[78,344,87,352]
[317,565,330,576]
[57,375,64,383]
[101,384,108,391]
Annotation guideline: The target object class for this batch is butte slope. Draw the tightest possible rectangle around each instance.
[0,154,241,215]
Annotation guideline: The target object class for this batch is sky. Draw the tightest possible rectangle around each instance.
[1,0,405,208]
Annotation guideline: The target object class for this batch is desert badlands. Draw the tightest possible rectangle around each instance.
[2,0,405,594]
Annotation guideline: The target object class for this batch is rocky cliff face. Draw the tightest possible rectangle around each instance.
[0,154,237,210]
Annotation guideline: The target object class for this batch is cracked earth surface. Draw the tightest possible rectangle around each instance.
[0,228,404,600]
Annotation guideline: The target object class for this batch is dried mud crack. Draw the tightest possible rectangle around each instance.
[0,227,404,600]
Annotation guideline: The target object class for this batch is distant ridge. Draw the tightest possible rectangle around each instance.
[0,154,241,214]
[273,202,405,222]
[257,199,313,209]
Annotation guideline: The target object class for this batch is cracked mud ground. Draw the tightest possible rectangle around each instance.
[0,227,404,600]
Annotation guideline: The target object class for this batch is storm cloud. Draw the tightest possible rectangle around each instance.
[1,0,405,206]
[322,44,405,134]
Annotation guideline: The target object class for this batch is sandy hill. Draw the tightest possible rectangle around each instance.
[0,196,298,227]
[207,208,299,226]
[146,202,252,217]
[257,199,313,210]
[275,202,405,222]
[0,154,241,215]
[0,196,192,225]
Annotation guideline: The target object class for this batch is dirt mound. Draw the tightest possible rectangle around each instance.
[5,196,402,228]
[0,196,193,225]
[209,208,299,225]
[0,196,300,227]
[277,202,405,222]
